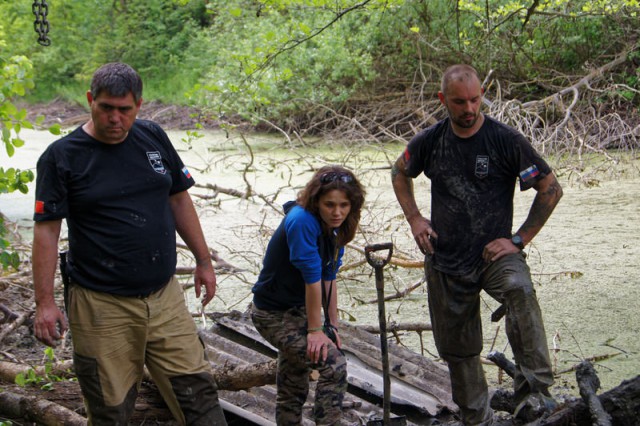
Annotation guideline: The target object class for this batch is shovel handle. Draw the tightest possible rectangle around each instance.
[364,243,394,269]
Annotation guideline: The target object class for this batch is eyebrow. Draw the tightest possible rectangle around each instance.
[97,102,135,111]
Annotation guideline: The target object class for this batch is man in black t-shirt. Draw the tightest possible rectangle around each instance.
[32,63,227,425]
[392,64,563,425]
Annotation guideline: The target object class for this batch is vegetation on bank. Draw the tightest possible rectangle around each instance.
[1,1,638,132]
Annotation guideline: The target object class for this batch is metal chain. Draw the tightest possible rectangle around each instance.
[32,0,51,46]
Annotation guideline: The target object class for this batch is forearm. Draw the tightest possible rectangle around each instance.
[32,221,62,308]
[326,279,339,327]
[305,281,324,330]
[392,158,422,224]
[518,173,563,244]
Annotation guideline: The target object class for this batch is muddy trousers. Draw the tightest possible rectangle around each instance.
[68,277,227,426]
[251,305,347,425]
[425,253,554,426]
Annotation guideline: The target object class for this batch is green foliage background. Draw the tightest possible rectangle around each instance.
[1,0,637,124]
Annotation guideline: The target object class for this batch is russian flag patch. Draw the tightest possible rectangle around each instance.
[182,166,192,179]
[519,165,540,182]
[35,200,45,214]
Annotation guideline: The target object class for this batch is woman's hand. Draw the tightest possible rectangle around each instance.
[306,330,334,364]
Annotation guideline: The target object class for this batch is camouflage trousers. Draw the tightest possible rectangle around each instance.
[251,304,347,425]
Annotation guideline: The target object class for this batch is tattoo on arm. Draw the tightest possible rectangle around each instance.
[391,162,400,180]
[521,178,563,235]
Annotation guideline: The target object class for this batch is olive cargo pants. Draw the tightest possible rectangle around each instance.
[68,277,227,425]
[426,253,554,426]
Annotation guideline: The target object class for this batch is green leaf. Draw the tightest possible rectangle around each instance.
[17,182,29,194]
[15,108,27,120]
[27,369,37,382]
[1,128,10,144]
[298,23,311,35]
[19,169,34,183]
[45,347,55,361]
[5,142,15,157]
[49,123,62,135]
[15,373,26,387]
[9,251,20,269]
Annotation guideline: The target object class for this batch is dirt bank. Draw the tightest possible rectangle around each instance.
[23,99,220,130]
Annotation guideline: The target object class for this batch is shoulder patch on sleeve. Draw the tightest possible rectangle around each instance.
[35,200,45,214]
[520,165,540,182]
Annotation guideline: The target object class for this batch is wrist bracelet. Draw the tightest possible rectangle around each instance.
[307,327,324,333]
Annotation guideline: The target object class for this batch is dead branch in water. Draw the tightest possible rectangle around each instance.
[356,321,432,335]
[176,243,244,274]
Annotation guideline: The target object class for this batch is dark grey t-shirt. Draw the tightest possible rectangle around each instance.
[403,116,551,275]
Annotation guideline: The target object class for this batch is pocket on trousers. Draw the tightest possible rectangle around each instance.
[73,352,105,405]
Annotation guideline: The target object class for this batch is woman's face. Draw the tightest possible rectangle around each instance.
[318,189,351,229]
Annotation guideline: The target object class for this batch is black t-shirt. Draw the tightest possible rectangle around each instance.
[403,116,552,275]
[34,120,194,295]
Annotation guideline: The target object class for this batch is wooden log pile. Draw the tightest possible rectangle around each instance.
[488,351,640,425]
[1,293,639,425]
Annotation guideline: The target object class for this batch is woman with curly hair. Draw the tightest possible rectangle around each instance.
[251,165,366,425]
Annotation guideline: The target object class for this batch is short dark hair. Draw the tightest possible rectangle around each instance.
[297,165,366,246]
[90,62,143,102]
[441,64,480,95]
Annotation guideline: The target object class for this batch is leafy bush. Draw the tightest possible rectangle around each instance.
[14,347,70,391]
[0,0,638,126]
[0,55,60,270]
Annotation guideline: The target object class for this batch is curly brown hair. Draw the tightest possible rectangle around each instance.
[297,165,366,246]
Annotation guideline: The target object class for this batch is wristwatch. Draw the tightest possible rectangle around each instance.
[511,234,525,250]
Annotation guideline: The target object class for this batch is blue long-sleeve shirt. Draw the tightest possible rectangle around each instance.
[252,201,344,311]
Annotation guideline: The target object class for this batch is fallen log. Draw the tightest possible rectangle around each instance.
[0,359,75,383]
[0,357,274,393]
[213,359,277,391]
[0,390,87,426]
